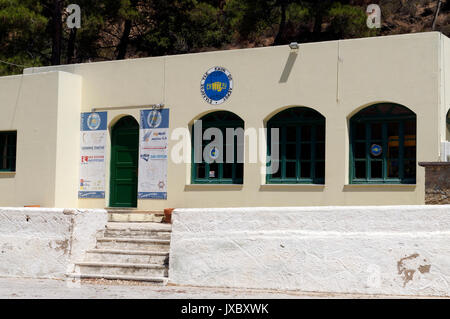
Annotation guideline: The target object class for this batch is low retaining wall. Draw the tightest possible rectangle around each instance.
[419,162,450,204]
[169,206,450,297]
[0,207,107,279]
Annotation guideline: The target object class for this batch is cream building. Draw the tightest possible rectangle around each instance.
[0,32,449,209]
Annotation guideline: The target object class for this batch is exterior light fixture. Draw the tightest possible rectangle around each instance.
[289,42,299,50]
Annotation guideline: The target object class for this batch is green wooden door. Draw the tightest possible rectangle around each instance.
[110,116,139,207]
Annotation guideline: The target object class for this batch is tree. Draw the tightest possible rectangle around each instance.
[0,0,48,75]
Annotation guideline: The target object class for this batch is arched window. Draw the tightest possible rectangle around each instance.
[349,103,416,184]
[191,111,244,184]
[267,107,325,184]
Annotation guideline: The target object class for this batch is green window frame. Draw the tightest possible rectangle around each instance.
[191,111,244,184]
[266,107,325,184]
[349,103,416,184]
[0,131,17,172]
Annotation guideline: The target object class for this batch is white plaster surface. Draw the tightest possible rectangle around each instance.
[0,207,107,279]
[169,205,450,297]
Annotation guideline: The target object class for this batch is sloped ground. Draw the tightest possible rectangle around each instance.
[0,277,446,299]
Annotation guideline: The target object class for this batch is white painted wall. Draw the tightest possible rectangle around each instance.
[0,71,81,207]
[0,207,107,279]
[169,205,450,297]
[0,32,446,208]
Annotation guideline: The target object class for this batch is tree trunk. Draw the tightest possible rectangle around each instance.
[66,28,77,64]
[432,0,443,30]
[50,0,63,65]
[274,2,287,45]
[116,19,132,60]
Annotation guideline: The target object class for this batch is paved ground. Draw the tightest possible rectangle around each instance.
[0,277,430,299]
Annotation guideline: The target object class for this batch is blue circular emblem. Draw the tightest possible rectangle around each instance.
[87,113,101,130]
[201,67,233,105]
[371,144,382,156]
[147,110,162,128]
[210,147,219,160]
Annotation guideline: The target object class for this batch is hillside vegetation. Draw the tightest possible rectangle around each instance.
[0,0,449,75]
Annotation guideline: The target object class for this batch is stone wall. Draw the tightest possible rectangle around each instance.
[0,208,107,279]
[419,162,450,204]
[169,206,450,297]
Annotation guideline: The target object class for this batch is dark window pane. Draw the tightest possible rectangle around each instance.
[404,145,416,159]
[388,146,399,159]
[196,163,205,179]
[316,124,325,141]
[271,161,281,178]
[355,161,366,179]
[300,144,311,160]
[315,161,325,179]
[301,125,311,141]
[371,123,382,139]
[300,162,311,178]
[235,163,243,181]
[286,161,297,178]
[371,161,382,179]
[223,163,232,178]
[316,143,325,160]
[354,142,366,159]
[388,159,399,178]
[404,160,416,179]
[388,122,399,138]
[354,123,366,139]
[0,132,16,171]
[286,144,296,160]
[404,120,416,135]
[286,126,296,142]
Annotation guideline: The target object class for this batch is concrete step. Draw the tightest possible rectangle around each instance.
[75,262,168,277]
[104,222,171,239]
[67,273,168,284]
[85,249,169,265]
[107,210,164,223]
[96,237,170,251]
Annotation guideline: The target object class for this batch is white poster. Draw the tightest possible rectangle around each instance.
[78,112,107,198]
[138,109,169,199]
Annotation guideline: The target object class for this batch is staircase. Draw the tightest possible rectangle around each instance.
[68,210,171,284]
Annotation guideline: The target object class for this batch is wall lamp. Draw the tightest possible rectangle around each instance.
[289,42,299,50]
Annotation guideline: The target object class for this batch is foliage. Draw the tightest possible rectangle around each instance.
[0,0,447,75]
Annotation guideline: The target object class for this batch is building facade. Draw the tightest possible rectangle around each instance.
[0,32,449,209]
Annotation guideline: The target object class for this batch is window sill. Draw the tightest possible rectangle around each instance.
[260,184,325,191]
[184,184,243,191]
[343,184,416,191]
[0,171,16,178]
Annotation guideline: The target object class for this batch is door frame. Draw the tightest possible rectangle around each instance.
[109,115,139,208]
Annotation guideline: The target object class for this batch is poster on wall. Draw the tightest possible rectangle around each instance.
[138,109,170,199]
[78,111,107,198]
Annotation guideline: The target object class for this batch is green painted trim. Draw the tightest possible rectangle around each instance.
[191,111,244,185]
[266,107,325,185]
[349,104,416,184]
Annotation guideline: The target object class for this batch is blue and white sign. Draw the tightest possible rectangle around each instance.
[210,147,219,160]
[200,66,233,105]
[79,112,107,198]
[371,144,382,157]
[138,109,170,199]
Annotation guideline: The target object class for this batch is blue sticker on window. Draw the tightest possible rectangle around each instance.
[371,144,382,156]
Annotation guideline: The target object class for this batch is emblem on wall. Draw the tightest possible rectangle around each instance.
[87,112,101,130]
[200,66,233,105]
[147,110,163,128]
